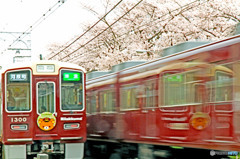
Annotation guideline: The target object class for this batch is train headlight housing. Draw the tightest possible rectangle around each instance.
[11,124,28,131]
[64,123,80,130]
[36,64,55,73]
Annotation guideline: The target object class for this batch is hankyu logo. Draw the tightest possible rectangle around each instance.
[60,117,83,121]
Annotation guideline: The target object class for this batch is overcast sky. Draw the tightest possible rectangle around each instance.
[0,0,101,62]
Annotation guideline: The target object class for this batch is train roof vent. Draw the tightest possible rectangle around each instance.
[111,61,146,72]
[162,41,209,57]
[86,71,111,80]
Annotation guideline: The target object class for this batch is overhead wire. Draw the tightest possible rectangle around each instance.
[48,0,124,60]
[59,0,144,61]
[1,0,66,54]
[62,0,204,63]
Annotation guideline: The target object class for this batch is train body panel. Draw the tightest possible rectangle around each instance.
[86,35,240,158]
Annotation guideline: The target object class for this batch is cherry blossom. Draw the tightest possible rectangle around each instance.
[46,0,240,71]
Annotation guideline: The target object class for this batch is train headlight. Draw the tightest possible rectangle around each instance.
[11,124,28,131]
[64,123,80,130]
[36,64,55,73]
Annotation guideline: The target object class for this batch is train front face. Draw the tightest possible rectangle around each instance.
[1,62,86,159]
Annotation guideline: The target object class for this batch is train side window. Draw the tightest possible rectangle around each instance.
[163,73,185,105]
[163,71,206,106]
[143,79,157,108]
[86,93,91,114]
[90,92,98,113]
[215,71,233,102]
[120,84,139,110]
[99,89,115,112]
[6,70,31,111]
[86,91,98,114]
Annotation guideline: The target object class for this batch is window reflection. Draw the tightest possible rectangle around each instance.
[61,70,83,111]
[38,82,55,114]
[6,70,31,111]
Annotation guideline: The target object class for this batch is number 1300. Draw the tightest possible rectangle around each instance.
[11,117,27,122]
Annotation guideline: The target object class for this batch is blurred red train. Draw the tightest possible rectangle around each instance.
[0,61,86,159]
[86,35,240,158]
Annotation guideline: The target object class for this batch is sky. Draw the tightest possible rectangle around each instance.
[0,0,101,63]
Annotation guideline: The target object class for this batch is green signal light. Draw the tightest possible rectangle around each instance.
[63,72,81,81]
[170,146,184,149]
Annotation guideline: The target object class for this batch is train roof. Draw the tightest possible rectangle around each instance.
[120,35,240,75]
[86,34,240,86]
[1,60,86,74]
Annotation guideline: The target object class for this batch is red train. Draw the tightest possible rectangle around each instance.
[0,61,86,159]
[86,35,240,158]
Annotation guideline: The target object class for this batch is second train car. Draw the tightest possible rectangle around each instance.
[86,35,240,158]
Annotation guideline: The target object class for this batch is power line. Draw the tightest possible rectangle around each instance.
[113,0,202,44]
[67,0,204,63]
[60,0,202,61]
[59,0,144,61]
[48,0,124,60]
[1,0,66,54]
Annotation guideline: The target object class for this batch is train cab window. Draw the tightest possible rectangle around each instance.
[6,70,31,111]
[37,82,55,114]
[120,84,139,110]
[60,70,84,111]
[99,89,115,112]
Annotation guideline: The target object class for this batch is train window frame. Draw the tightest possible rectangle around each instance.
[99,88,116,113]
[37,81,56,114]
[142,79,158,108]
[87,90,98,114]
[163,72,186,106]
[60,69,85,112]
[161,69,205,110]
[120,83,140,111]
[5,69,32,113]
[214,70,233,102]
[86,92,91,114]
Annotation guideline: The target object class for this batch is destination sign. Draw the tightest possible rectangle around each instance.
[63,72,81,81]
[9,73,28,81]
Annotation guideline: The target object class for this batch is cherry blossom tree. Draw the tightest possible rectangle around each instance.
[46,0,240,71]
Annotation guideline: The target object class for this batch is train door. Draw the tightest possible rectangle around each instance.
[159,71,190,141]
[33,76,59,139]
[233,62,240,142]
[208,66,234,142]
[97,87,117,138]
[120,82,141,140]
[87,90,101,137]
[140,77,159,139]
